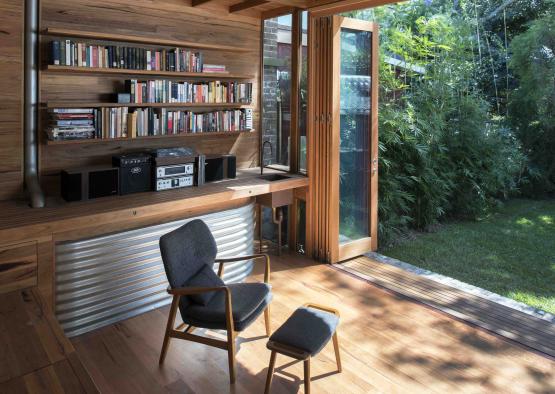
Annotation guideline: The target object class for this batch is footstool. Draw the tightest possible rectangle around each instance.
[264,303,341,394]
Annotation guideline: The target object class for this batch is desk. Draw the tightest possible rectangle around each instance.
[0,168,308,311]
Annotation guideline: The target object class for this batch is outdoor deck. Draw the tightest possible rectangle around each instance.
[338,256,555,359]
[71,252,555,393]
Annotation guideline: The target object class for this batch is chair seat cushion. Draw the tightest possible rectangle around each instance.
[269,307,339,356]
[186,264,225,306]
[181,282,272,331]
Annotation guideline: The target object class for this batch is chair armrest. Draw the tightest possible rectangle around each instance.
[165,285,234,333]
[215,254,270,284]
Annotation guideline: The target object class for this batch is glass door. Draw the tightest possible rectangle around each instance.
[330,17,378,263]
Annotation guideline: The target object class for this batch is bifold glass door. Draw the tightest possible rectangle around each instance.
[331,17,378,262]
[306,16,378,263]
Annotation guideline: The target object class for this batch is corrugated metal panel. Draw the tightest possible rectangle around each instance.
[55,203,255,337]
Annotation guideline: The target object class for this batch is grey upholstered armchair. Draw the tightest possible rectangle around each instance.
[158,219,272,384]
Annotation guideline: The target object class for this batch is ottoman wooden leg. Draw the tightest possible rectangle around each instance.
[332,332,342,372]
[304,358,311,394]
[265,351,277,394]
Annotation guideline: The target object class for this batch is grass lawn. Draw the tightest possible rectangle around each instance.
[380,198,555,315]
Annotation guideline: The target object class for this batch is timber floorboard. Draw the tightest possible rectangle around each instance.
[338,256,555,358]
[71,252,555,393]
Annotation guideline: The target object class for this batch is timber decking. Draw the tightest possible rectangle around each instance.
[71,252,555,393]
[337,256,555,359]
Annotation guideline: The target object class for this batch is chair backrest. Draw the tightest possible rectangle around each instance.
[159,219,218,289]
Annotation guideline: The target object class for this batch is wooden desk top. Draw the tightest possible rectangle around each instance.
[0,168,308,244]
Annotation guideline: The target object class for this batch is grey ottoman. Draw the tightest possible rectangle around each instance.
[264,303,341,394]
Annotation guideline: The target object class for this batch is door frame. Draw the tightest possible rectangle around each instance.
[330,16,379,263]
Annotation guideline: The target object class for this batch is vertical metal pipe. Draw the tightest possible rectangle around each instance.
[24,0,45,208]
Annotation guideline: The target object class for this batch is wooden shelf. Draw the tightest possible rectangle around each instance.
[45,130,254,145]
[43,28,252,53]
[45,65,254,79]
[44,102,253,109]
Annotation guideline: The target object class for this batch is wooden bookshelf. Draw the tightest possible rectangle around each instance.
[45,102,253,109]
[43,28,252,53]
[45,130,254,146]
[45,65,254,79]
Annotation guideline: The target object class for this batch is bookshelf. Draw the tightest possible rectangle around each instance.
[45,130,254,145]
[45,65,254,80]
[45,102,253,109]
[42,28,256,146]
[43,28,252,53]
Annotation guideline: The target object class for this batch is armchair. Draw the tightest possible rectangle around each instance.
[158,219,272,384]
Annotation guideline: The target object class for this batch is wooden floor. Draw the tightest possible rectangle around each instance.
[0,289,97,393]
[72,252,555,393]
[338,256,555,359]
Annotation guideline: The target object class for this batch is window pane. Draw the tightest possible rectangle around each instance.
[299,11,308,173]
[339,28,372,243]
[263,15,292,169]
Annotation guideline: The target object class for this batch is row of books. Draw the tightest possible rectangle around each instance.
[50,40,219,73]
[46,108,253,140]
[131,108,253,137]
[124,79,253,104]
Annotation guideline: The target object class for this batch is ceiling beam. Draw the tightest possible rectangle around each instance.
[192,0,214,6]
[229,0,270,13]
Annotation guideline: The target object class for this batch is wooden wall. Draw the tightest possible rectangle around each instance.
[38,0,261,193]
[0,0,24,201]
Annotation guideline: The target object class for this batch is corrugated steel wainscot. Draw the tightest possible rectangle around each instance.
[55,203,255,337]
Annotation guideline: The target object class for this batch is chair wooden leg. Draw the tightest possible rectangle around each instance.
[264,351,277,394]
[332,332,342,372]
[227,329,237,384]
[304,358,311,394]
[159,295,179,365]
[264,305,271,337]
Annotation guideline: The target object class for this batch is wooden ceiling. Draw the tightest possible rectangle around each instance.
[191,0,399,18]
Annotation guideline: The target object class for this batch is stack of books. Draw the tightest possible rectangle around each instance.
[125,79,253,104]
[50,40,204,72]
[47,109,95,141]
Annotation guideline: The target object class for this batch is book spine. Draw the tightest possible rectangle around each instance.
[51,41,60,65]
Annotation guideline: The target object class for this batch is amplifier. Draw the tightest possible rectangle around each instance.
[113,153,152,195]
[61,166,119,202]
[156,163,194,179]
[156,175,194,191]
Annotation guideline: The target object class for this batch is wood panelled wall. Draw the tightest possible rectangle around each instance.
[0,0,24,201]
[38,0,261,193]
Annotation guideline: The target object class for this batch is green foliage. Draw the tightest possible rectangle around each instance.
[509,3,555,195]
[349,2,528,244]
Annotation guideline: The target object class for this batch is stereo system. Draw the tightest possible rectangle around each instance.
[61,147,237,201]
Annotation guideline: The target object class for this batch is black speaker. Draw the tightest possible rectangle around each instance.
[61,171,82,202]
[61,166,119,202]
[113,153,152,195]
[223,155,236,179]
[205,157,224,183]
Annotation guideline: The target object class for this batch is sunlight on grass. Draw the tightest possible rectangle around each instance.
[538,215,553,225]
[516,217,534,226]
[381,199,555,314]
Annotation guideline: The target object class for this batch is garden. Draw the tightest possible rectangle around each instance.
[349,0,555,312]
